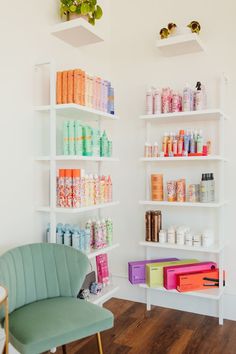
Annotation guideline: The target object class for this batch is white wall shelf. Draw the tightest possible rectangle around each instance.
[139,75,228,325]
[34,61,120,306]
[140,155,226,162]
[140,109,227,123]
[139,200,227,208]
[51,18,104,48]
[156,33,205,56]
[87,243,119,259]
[139,284,224,300]
[34,104,119,121]
[36,201,120,213]
[89,285,119,305]
[36,156,119,162]
[139,241,223,254]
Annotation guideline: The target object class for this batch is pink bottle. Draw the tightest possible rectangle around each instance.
[64,169,73,208]
[96,253,109,285]
[57,169,65,207]
[72,169,81,208]
[107,176,112,202]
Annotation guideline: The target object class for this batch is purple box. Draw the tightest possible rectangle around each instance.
[128,258,179,284]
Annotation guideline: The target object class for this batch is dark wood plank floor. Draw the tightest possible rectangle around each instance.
[54,298,236,354]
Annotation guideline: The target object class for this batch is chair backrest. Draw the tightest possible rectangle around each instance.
[0,243,89,320]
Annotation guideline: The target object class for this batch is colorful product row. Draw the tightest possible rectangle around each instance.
[151,173,215,203]
[146,81,207,115]
[56,69,115,114]
[128,258,222,292]
[63,121,112,157]
[144,129,211,158]
[57,169,113,208]
[145,211,215,248]
[46,219,113,252]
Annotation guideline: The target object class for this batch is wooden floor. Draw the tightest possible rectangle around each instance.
[55,298,236,354]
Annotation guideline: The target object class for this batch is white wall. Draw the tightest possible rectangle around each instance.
[1,3,236,349]
[109,0,236,320]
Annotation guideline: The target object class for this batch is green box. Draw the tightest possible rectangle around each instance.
[146,259,199,288]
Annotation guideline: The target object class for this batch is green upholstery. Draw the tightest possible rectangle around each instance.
[0,243,114,354]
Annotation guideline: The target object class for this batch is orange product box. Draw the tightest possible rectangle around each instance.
[56,72,63,104]
[81,70,85,106]
[74,69,82,105]
[62,71,68,104]
[176,269,226,292]
[67,70,74,103]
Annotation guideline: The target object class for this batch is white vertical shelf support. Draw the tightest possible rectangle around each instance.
[49,61,57,243]
[217,74,228,325]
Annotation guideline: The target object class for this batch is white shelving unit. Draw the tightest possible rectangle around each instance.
[34,61,119,304]
[156,33,205,56]
[139,77,228,325]
[51,18,104,47]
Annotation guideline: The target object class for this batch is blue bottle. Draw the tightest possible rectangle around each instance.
[72,225,80,250]
[63,224,72,246]
[56,223,64,245]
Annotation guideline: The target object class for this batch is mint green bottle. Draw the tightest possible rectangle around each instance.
[100,131,108,157]
[107,140,112,157]
[75,120,83,156]
[83,125,93,156]
[68,120,75,155]
[92,128,101,157]
[63,121,69,155]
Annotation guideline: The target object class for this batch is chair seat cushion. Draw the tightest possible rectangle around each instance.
[9,297,114,354]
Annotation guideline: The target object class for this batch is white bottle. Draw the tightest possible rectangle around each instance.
[152,142,159,157]
[146,88,153,115]
[194,82,203,111]
[183,84,191,112]
[153,88,161,115]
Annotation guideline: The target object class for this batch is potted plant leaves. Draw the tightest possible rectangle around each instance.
[60,0,103,25]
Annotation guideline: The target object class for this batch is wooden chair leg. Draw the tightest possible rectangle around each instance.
[96,333,103,354]
[3,298,9,354]
[62,345,67,354]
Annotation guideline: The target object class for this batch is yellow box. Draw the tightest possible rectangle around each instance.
[146,259,199,288]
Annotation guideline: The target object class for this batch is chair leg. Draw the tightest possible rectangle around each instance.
[96,333,103,354]
[62,345,67,354]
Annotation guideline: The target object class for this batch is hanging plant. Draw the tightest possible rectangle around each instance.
[60,0,103,25]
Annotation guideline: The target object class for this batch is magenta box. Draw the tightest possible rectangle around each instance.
[164,261,217,290]
[128,258,178,284]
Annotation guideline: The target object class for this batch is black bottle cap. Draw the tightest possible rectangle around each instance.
[210,173,214,180]
[202,174,206,181]
[196,81,202,90]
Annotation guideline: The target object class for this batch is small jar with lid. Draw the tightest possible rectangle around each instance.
[167,226,176,244]
[159,229,167,244]
[185,231,193,246]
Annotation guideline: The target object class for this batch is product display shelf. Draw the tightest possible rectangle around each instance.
[139,241,224,254]
[140,109,227,123]
[139,284,224,300]
[140,155,226,162]
[36,201,120,213]
[34,104,119,121]
[140,75,228,325]
[35,61,120,307]
[51,18,104,48]
[139,200,227,208]
[35,156,119,162]
[87,243,120,259]
[156,33,205,56]
[88,284,120,305]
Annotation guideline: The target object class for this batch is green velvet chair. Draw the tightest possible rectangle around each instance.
[0,243,114,354]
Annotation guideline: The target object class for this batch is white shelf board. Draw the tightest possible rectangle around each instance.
[139,241,223,254]
[140,109,227,123]
[140,155,226,162]
[88,284,119,305]
[139,200,227,208]
[87,243,119,259]
[51,18,104,48]
[34,104,118,121]
[139,284,224,300]
[156,33,205,56]
[36,201,119,213]
[35,156,119,162]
